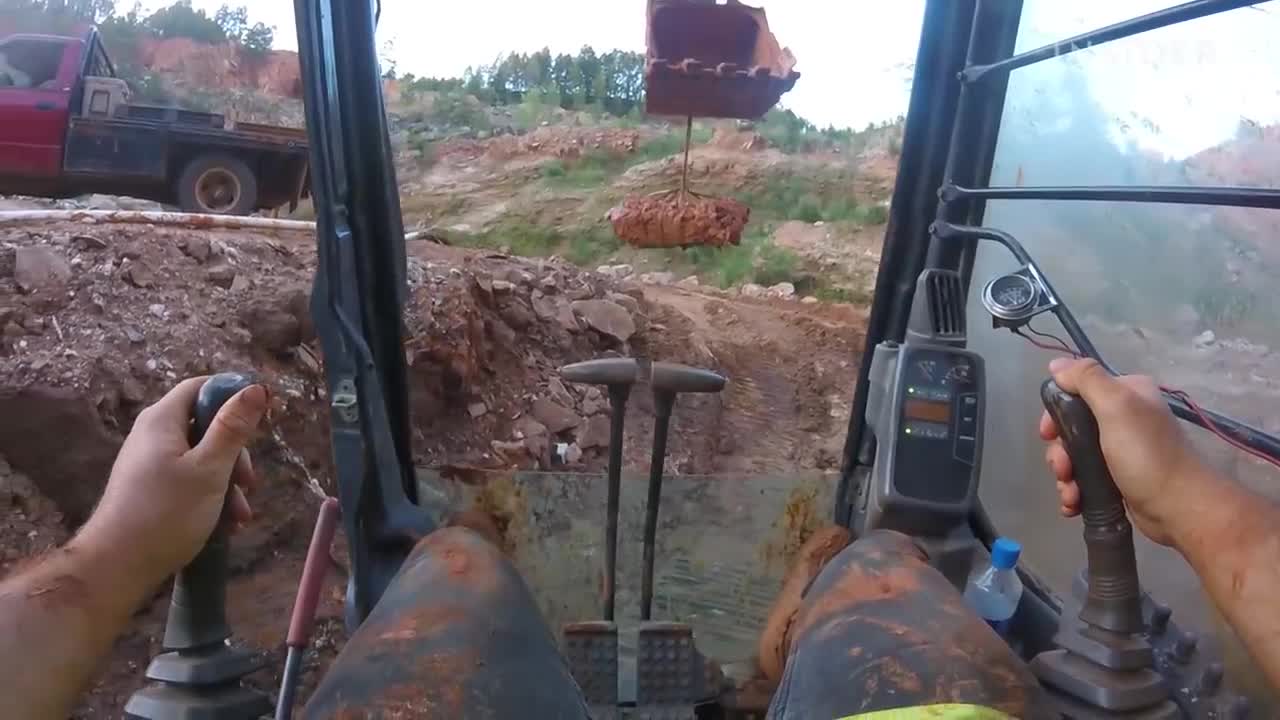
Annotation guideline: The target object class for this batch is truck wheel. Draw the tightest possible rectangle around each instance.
[178,154,259,215]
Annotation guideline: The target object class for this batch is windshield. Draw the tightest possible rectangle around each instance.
[971,0,1280,708]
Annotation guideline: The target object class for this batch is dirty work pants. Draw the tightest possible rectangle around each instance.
[305,528,1039,719]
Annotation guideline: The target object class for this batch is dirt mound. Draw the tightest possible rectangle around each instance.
[436,127,643,164]
[711,126,770,152]
[137,37,302,99]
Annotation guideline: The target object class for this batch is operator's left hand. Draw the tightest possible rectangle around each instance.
[78,377,269,584]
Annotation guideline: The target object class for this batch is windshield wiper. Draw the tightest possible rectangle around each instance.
[293,0,434,626]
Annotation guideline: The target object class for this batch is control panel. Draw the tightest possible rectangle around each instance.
[894,347,982,503]
[857,342,985,538]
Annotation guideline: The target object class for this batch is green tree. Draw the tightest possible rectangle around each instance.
[241,21,272,53]
[145,1,226,43]
[213,3,246,40]
[551,53,577,107]
[528,48,552,89]
[575,45,601,105]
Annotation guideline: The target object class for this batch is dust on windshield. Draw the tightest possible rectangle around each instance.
[971,0,1280,707]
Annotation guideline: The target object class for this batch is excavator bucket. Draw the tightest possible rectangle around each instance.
[645,0,800,120]
[611,1,797,249]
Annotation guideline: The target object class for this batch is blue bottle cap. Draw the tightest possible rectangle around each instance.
[991,537,1021,570]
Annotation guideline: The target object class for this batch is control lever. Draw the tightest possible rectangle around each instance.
[640,362,726,620]
[1040,380,1143,634]
[126,373,272,720]
[276,497,341,720]
[560,358,642,621]
[1031,380,1176,718]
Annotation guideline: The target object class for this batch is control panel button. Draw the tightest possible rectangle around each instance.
[955,436,976,466]
[958,392,979,438]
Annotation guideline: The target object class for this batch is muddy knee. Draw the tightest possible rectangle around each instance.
[774,529,1040,717]
[305,526,586,719]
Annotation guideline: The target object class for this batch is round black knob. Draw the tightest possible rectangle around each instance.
[1149,603,1171,635]
[1172,630,1198,663]
[1198,662,1224,694]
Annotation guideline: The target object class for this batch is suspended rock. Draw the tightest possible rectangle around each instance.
[608,191,749,249]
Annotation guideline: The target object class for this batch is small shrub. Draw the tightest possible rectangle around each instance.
[409,135,437,167]
[794,197,824,224]
[503,224,561,257]
[633,133,684,163]
[854,204,889,226]
[565,226,621,266]
[822,196,861,223]
[540,159,567,178]
[542,151,624,189]
[816,284,870,305]
[754,244,800,287]
[709,245,756,288]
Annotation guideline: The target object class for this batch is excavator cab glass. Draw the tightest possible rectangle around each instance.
[133,0,1277,717]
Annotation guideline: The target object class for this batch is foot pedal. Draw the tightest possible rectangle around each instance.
[563,621,618,718]
[636,622,714,720]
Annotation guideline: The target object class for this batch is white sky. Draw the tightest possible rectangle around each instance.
[156,0,1280,158]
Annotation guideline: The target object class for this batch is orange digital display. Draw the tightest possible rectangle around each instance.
[904,399,950,424]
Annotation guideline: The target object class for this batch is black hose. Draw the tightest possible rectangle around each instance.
[275,647,303,720]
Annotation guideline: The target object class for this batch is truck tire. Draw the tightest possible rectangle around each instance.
[177,154,259,215]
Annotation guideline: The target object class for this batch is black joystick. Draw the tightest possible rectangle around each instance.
[126,373,273,720]
[1030,380,1177,718]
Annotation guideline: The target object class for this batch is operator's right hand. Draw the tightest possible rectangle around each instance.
[1039,357,1211,548]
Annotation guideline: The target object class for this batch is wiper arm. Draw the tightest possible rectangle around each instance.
[293,0,435,626]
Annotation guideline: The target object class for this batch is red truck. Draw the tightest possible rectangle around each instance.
[0,26,309,215]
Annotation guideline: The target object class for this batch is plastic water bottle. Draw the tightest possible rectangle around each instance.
[964,537,1023,636]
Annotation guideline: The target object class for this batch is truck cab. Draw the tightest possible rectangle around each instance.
[0,26,309,215]
[0,29,88,180]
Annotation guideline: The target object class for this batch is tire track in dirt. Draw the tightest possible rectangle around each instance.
[642,286,867,475]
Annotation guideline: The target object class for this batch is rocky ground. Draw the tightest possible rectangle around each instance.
[0,217,866,716]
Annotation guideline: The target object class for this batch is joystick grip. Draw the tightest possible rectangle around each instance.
[1041,379,1144,634]
[163,372,256,650]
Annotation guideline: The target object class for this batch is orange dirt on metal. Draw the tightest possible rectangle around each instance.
[645,0,800,120]
[608,191,750,249]
[757,525,853,684]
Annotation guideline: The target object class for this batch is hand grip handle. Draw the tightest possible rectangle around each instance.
[560,358,641,386]
[1040,379,1144,634]
[162,372,256,650]
[287,498,341,647]
[650,362,726,394]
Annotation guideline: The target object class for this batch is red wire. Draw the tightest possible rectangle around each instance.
[1161,388,1280,471]
[1011,328,1280,470]
[1014,328,1077,357]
